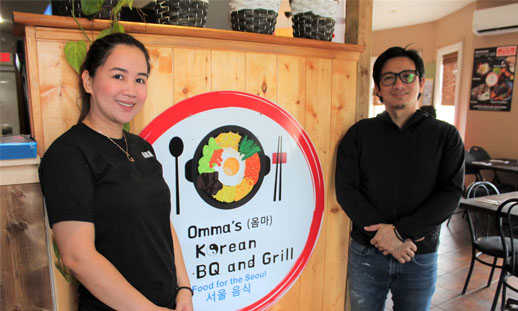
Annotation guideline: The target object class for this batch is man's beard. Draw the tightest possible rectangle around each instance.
[392,103,407,110]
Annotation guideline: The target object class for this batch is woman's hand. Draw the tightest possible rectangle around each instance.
[174,289,194,311]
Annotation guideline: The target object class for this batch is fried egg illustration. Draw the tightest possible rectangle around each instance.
[213,147,245,186]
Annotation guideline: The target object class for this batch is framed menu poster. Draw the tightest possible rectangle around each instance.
[470,45,516,111]
[140,91,324,311]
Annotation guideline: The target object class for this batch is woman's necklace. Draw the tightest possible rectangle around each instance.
[99,130,135,162]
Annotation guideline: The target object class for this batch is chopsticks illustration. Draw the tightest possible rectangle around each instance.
[273,136,282,201]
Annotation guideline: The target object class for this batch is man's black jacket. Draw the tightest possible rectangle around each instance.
[335,110,465,254]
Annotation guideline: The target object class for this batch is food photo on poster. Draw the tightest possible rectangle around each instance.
[140,92,325,311]
[470,45,516,111]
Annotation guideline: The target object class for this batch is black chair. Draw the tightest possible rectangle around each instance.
[469,145,491,160]
[468,145,515,193]
[447,150,478,227]
[492,198,518,311]
[446,203,465,227]
[465,148,481,181]
[462,181,503,294]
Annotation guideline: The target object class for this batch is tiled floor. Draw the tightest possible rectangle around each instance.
[383,211,518,311]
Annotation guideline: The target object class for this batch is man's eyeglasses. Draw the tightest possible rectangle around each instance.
[380,70,419,86]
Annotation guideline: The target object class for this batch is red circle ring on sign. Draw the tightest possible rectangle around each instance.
[140,91,325,311]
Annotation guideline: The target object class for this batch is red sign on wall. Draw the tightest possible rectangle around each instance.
[497,46,517,57]
[0,53,11,63]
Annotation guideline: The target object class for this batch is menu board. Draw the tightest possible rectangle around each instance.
[470,45,516,111]
[140,91,324,311]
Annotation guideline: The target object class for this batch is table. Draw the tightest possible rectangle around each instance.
[459,191,518,215]
[466,158,518,174]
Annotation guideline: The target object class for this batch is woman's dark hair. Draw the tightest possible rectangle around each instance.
[372,46,425,89]
[78,33,151,122]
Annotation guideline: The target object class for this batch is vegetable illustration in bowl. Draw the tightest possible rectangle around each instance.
[185,125,270,209]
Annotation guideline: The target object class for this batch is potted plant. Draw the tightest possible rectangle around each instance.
[64,0,136,73]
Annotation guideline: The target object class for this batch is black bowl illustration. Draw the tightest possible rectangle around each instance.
[185,125,270,209]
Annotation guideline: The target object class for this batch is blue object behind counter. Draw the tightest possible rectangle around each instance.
[0,135,37,160]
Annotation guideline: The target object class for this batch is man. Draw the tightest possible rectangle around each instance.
[335,46,464,310]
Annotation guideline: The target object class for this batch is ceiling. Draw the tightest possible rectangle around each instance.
[0,1,49,32]
[372,0,477,31]
[0,0,477,33]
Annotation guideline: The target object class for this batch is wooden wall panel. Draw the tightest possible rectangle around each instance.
[322,60,358,311]
[298,58,333,311]
[37,40,80,147]
[49,229,79,310]
[345,0,373,121]
[270,279,301,311]
[24,26,45,156]
[277,55,306,125]
[245,53,278,103]
[268,55,307,311]
[133,46,174,134]
[173,48,211,103]
[211,50,246,92]
[0,183,53,310]
[18,21,362,311]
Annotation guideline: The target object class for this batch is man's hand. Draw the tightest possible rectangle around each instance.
[365,223,417,263]
[388,239,417,263]
[365,223,401,253]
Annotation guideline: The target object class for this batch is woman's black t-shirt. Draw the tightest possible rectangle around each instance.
[39,122,177,310]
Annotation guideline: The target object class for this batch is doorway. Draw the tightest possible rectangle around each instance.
[434,42,463,125]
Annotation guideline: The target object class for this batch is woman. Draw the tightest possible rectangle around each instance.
[39,33,193,311]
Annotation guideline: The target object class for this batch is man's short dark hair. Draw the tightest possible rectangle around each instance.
[373,46,425,89]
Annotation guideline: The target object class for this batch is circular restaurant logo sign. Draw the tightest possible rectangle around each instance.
[141,91,324,311]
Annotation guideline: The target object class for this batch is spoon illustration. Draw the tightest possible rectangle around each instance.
[169,136,184,215]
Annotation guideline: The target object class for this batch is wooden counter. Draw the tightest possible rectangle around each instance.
[14,12,362,311]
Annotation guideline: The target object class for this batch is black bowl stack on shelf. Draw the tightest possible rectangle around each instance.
[290,0,338,41]
[229,0,281,35]
[52,0,118,19]
[155,0,209,27]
